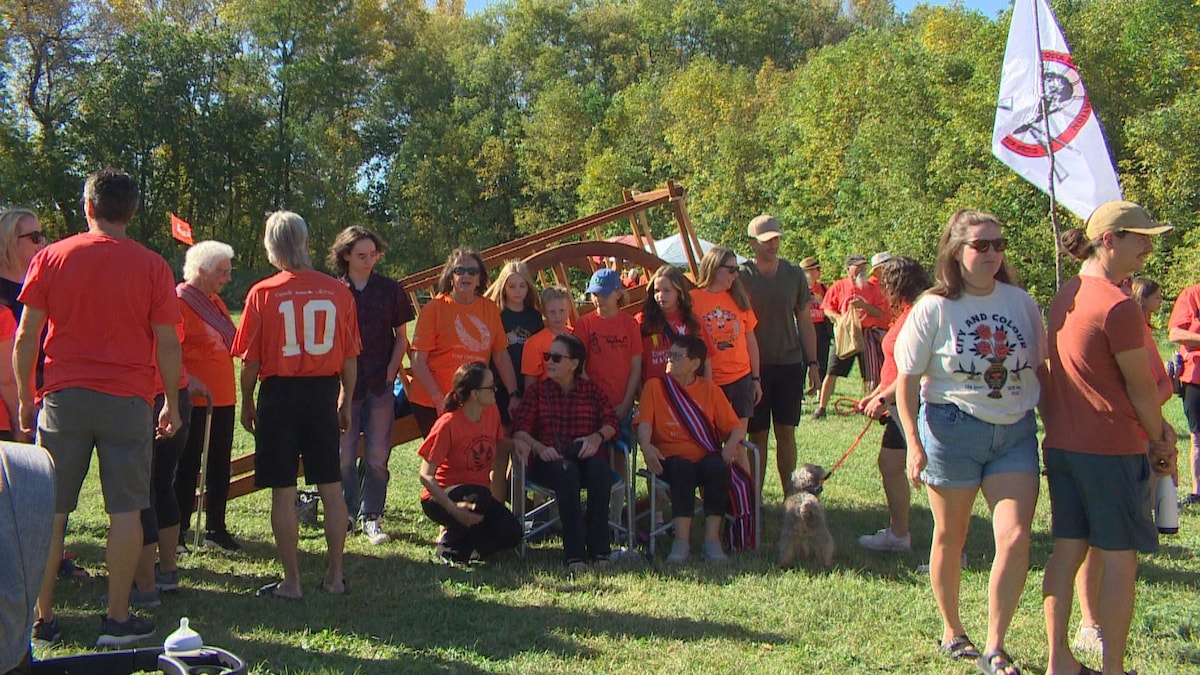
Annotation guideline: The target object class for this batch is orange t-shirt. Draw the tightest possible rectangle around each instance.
[19,233,182,404]
[180,293,237,407]
[1168,283,1200,383]
[635,310,717,383]
[575,310,642,407]
[0,310,15,432]
[634,376,740,462]
[232,271,361,379]
[408,294,507,408]
[689,289,758,385]
[1043,276,1148,456]
[821,277,892,330]
[520,327,572,382]
[416,405,501,500]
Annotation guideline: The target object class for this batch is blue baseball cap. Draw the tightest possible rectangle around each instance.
[586,268,622,296]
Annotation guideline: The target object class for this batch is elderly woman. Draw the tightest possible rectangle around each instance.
[1042,201,1177,675]
[409,248,520,436]
[637,333,743,563]
[512,333,619,572]
[172,241,242,555]
[895,210,1045,675]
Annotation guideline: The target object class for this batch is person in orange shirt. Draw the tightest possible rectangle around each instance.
[408,248,520,436]
[637,334,744,564]
[233,211,361,601]
[521,286,574,388]
[689,247,760,431]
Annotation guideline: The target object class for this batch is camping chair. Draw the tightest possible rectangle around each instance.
[511,440,636,558]
[637,439,761,557]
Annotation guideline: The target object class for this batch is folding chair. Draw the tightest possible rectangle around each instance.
[511,441,636,558]
[637,439,761,557]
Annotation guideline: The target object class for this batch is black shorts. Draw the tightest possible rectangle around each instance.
[881,415,906,449]
[827,349,864,379]
[1183,382,1200,434]
[748,362,805,433]
[254,376,342,488]
[719,373,756,419]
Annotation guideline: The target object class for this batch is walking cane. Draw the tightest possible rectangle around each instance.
[192,393,214,549]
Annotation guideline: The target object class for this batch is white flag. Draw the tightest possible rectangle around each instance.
[992,0,1122,221]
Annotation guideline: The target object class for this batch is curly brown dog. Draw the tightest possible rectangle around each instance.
[778,464,834,570]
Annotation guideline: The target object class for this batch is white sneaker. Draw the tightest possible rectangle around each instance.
[857,527,912,552]
[361,517,391,545]
[916,551,968,574]
[1073,624,1103,655]
[666,539,690,564]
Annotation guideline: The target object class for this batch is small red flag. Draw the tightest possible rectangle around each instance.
[170,213,194,245]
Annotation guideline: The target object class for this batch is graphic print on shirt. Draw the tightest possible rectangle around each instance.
[466,433,496,471]
[587,329,632,356]
[954,313,1034,399]
[507,324,534,347]
[699,307,740,351]
[455,314,491,353]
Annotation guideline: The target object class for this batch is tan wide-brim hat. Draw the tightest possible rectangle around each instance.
[800,256,820,270]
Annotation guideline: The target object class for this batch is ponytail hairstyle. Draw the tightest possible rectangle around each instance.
[443,361,490,413]
[1060,227,1104,262]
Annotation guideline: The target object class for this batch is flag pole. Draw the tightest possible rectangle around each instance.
[1032,0,1065,288]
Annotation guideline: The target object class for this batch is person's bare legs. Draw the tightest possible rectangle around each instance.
[269,486,303,599]
[816,374,838,412]
[1043,537,1089,675]
[1190,433,1200,497]
[36,514,68,623]
[980,471,1038,656]
[879,445,910,537]
[1075,548,1102,630]
[926,485,977,643]
[1094,549,1137,675]
[773,422,797,495]
[106,510,144,621]
[317,481,347,593]
[703,515,722,545]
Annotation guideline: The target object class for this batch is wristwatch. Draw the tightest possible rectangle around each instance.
[806,360,818,367]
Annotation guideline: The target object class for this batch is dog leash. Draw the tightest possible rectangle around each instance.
[823,417,875,483]
[831,397,860,416]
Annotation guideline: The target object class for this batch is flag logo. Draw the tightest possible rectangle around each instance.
[997,51,1092,158]
[170,213,194,245]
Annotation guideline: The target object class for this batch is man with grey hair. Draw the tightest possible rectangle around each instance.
[174,240,244,555]
[17,167,182,647]
[233,211,361,599]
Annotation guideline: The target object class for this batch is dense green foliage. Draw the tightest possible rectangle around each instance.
[2,0,1197,305]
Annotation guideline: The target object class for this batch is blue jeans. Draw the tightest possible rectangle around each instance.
[338,391,395,518]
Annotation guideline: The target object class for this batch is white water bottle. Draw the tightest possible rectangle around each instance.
[1156,476,1179,535]
[164,617,203,654]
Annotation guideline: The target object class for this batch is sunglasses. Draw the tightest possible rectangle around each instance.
[965,238,1007,253]
[452,266,480,276]
[18,231,45,245]
[542,352,570,363]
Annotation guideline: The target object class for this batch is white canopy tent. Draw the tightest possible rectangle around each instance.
[652,233,746,266]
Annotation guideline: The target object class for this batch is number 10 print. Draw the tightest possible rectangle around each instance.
[278,299,337,356]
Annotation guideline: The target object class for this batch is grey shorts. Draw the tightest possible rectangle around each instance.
[39,388,154,514]
[1044,447,1158,553]
[719,373,756,419]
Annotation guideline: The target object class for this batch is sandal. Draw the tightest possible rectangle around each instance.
[977,649,1021,675]
[937,634,981,661]
[256,581,302,601]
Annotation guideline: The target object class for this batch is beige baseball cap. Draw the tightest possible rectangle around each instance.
[748,214,782,242]
[1085,201,1172,239]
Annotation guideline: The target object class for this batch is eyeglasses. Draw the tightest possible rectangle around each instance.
[18,231,45,245]
[666,352,690,362]
[452,266,480,276]
[720,264,739,272]
[965,238,1007,253]
[475,384,498,392]
[543,352,570,363]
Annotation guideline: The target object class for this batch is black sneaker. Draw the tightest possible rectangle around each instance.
[96,613,156,648]
[1180,493,1200,510]
[32,616,61,648]
[204,529,243,554]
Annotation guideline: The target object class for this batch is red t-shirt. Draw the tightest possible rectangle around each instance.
[408,294,507,407]
[1168,283,1200,383]
[232,271,361,379]
[635,310,717,383]
[180,293,237,407]
[808,281,827,323]
[689,289,758,385]
[19,233,181,404]
[416,405,501,500]
[878,304,912,391]
[821,277,891,330]
[575,310,643,407]
[0,310,15,432]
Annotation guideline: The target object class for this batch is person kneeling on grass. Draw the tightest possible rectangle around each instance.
[418,362,523,564]
[637,334,744,564]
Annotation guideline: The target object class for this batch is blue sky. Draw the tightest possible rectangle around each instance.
[460,0,1014,19]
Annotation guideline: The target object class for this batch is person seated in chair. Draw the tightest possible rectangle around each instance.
[636,334,744,563]
[512,334,619,572]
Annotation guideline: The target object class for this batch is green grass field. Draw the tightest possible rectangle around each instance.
[30,371,1200,674]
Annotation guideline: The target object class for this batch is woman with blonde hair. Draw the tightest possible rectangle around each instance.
[895,210,1045,675]
[689,247,760,430]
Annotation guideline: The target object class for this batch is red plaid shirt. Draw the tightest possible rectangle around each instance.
[512,377,618,459]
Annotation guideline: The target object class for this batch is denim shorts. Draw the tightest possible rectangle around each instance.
[918,402,1039,488]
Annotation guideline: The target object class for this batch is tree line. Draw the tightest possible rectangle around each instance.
[1,0,1197,308]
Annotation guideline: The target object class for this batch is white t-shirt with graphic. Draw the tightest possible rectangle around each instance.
[895,282,1045,425]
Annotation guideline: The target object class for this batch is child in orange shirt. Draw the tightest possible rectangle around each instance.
[521,287,574,389]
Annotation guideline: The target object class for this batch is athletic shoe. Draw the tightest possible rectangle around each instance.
[1179,493,1200,510]
[203,530,243,554]
[154,564,179,592]
[858,527,912,552]
[31,617,61,648]
[176,530,191,556]
[701,540,728,562]
[811,407,827,420]
[666,539,690,564]
[1073,624,1103,655]
[361,517,391,546]
[916,552,968,574]
[57,552,90,580]
[96,613,156,648]
[100,586,161,610]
